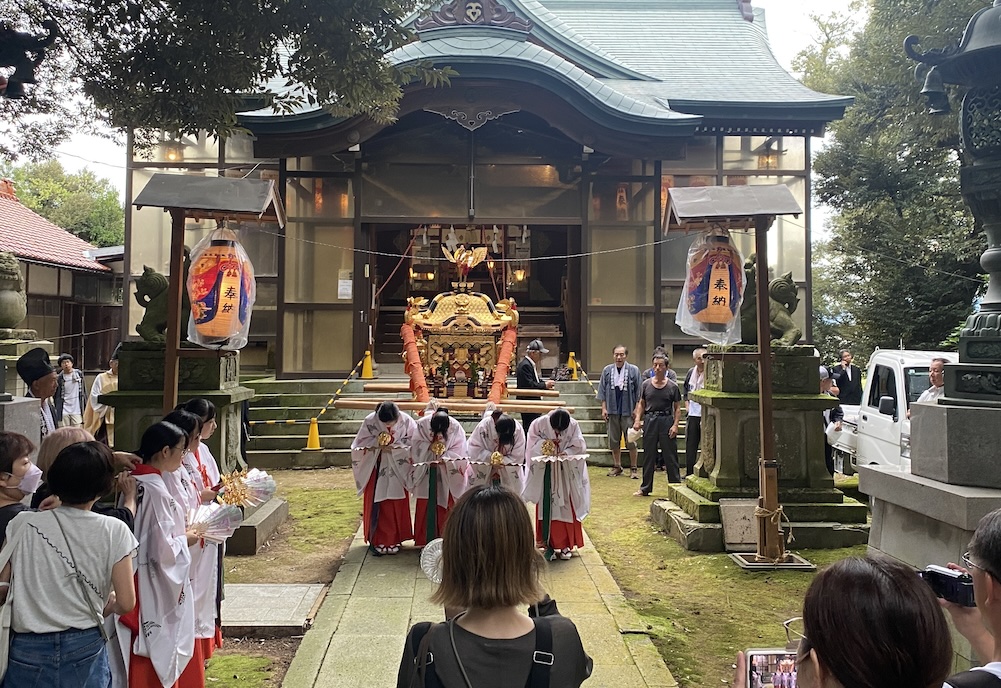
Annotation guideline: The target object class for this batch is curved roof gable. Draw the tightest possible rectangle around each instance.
[387,34,696,125]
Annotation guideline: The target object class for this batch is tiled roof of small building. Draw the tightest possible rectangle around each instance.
[0,182,109,272]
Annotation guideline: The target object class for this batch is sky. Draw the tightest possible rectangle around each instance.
[53,0,842,201]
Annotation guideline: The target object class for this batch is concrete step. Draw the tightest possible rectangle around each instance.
[247,449,352,470]
[247,416,613,436]
[227,497,289,555]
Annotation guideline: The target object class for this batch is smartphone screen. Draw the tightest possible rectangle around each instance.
[746,650,798,688]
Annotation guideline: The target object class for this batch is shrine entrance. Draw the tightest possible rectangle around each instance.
[370,222,581,374]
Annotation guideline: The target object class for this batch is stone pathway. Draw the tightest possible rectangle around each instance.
[222,583,326,637]
[282,527,678,688]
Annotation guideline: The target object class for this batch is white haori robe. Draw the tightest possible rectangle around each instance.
[410,414,469,502]
[523,414,591,523]
[351,411,417,502]
[466,414,528,495]
[113,469,195,688]
[182,445,222,641]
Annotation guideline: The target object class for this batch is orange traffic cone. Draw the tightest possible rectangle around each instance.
[304,417,321,450]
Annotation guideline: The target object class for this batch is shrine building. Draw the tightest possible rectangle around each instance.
[123,0,851,377]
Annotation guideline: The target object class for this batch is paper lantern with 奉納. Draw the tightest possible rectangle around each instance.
[187,228,256,350]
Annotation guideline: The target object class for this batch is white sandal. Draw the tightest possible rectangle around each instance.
[558,548,573,560]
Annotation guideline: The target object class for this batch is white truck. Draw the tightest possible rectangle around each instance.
[830,349,958,472]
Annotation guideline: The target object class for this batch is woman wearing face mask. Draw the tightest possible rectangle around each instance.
[109,421,202,688]
[0,441,137,688]
[0,431,43,545]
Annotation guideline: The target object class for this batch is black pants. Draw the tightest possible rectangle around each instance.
[685,415,701,476]
[640,414,681,494]
[521,413,541,431]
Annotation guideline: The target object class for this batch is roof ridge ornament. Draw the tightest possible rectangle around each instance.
[737,0,754,22]
[415,0,534,32]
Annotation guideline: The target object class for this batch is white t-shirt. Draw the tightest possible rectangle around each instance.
[917,385,946,404]
[6,507,137,634]
[944,662,1001,687]
[61,372,81,415]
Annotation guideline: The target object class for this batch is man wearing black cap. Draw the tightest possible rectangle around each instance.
[517,339,554,429]
[16,347,57,438]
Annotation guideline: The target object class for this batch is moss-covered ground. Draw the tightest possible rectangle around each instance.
[583,466,866,687]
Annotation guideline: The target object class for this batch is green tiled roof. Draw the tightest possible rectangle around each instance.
[534,0,850,109]
[241,0,851,138]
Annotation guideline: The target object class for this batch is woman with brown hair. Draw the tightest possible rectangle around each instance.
[396,485,592,688]
[735,555,953,688]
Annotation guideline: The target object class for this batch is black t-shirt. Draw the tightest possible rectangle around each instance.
[640,378,682,415]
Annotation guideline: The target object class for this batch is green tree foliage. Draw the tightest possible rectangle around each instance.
[0,0,450,158]
[0,160,124,247]
[800,0,986,355]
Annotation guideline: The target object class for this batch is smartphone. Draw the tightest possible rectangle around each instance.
[920,565,976,607]
[745,649,798,688]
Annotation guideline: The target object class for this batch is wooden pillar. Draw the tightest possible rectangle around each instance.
[753,214,784,562]
[163,209,185,415]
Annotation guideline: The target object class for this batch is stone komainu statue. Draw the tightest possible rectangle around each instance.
[739,256,802,346]
[0,252,26,328]
[134,259,191,343]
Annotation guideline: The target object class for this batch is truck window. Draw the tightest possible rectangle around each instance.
[866,365,897,408]
[904,367,931,405]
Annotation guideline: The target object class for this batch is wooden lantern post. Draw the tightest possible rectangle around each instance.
[752,213,785,563]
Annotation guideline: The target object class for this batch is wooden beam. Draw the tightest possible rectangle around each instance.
[163,209,186,415]
[362,382,561,397]
[333,399,572,414]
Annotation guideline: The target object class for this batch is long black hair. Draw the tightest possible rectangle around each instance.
[492,411,516,448]
[549,408,571,432]
[376,401,400,424]
[430,408,450,439]
[179,397,216,423]
[136,421,186,461]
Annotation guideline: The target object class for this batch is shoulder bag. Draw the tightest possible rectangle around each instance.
[0,519,29,681]
[52,510,111,642]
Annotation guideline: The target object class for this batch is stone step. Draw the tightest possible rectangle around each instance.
[651,500,871,553]
[247,432,620,451]
[246,416,613,436]
[248,449,353,470]
[666,484,868,524]
[227,497,289,555]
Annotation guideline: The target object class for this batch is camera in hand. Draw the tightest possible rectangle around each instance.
[921,564,976,607]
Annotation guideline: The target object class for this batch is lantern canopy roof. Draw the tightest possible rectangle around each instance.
[906,1,1001,86]
[664,184,801,233]
[133,174,287,227]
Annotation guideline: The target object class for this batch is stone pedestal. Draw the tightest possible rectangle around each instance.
[101,342,254,473]
[0,396,43,455]
[657,345,869,551]
[911,403,1001,487]
[0,337,52,397]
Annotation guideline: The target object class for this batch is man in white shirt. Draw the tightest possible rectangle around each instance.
[55,353,85,428]
[907,357,948,419]
[682,348,707,477]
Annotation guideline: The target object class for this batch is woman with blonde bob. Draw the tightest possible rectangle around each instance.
[397,485,592,688]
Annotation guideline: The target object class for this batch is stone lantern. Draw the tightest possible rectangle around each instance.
[906,2,1001,416]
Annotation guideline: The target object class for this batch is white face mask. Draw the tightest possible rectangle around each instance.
[8,463,42,495]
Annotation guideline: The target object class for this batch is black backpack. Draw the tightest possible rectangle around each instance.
[948,671,1001,688]
[410,616,554,688]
